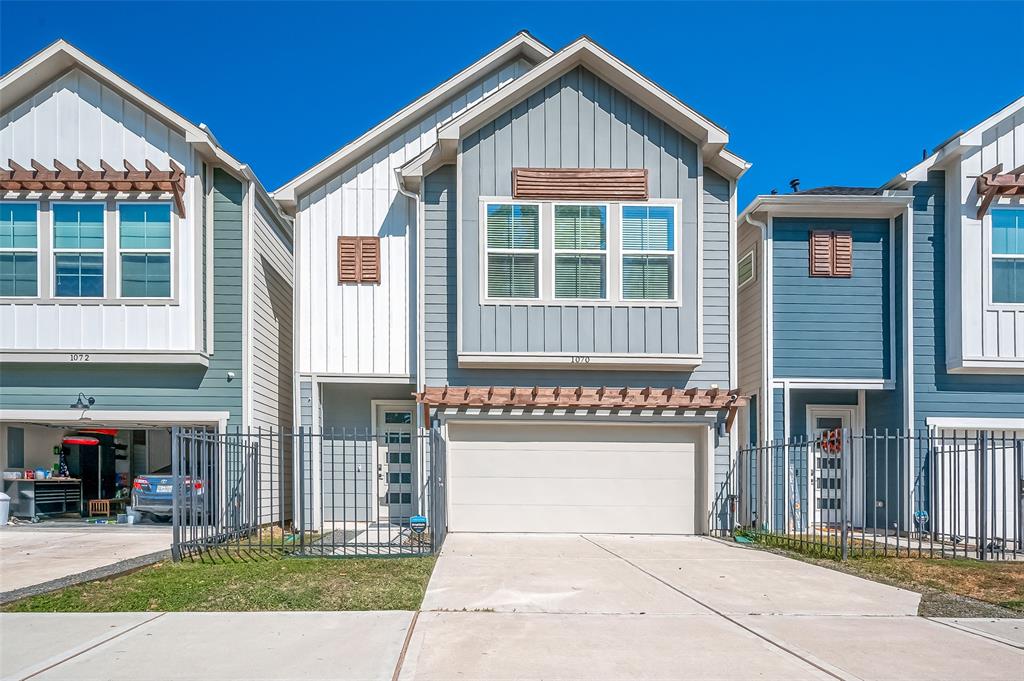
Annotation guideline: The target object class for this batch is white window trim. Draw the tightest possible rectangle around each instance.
[481,200,542,303]
[478,197,683,307]
[551,201,610,302]
[989,206,1024,309]
[0,200,41,298]
[619,201,682,304]
[116,201,175,300]
[50,201,107,300]
[738,246,757,290]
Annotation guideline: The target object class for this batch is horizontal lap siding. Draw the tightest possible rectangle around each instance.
[912,172,1024,429]
[772,217,891,380]
[460,66,700,358]
[737,224,763,397]
[0,169,244,423]
[250,199,294,429]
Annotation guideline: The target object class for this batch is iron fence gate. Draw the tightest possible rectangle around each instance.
[171,427,447,561]
[718,429,1023,561]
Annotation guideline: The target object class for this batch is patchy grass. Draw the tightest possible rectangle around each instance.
[847,556,1024,613]
[2,556,435,613]
[739,533,1024,615]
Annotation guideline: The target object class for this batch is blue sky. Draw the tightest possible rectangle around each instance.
[3,2,1022,206]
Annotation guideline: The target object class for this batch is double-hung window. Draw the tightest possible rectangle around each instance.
[53,203,105,298]
[0,202,39,297]
[119,203,172,298]
[621,204,675,300]
[992,208,1024,304]
[485,203,539,299]
[554,204,606,299]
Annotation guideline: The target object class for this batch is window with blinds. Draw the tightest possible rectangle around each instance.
[621,205,675,300]
[0,202,38,297]
[485,203,539,298]
[554,204,606,299]
[992,209,1024,303]
[809,230,853,278]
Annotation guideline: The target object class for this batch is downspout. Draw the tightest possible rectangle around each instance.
[744,212,771,530]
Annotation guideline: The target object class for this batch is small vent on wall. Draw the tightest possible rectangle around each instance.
[809,230,853,278]
[337,236,381,284]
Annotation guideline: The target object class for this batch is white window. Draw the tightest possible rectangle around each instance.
[621,204,675,300]
[992,208,1024,304]
[0,202,38,297]
[485,203,540,299]
[553,204,607,299]
[738,248,756,289]
[118,203,172,298]
[52,203,105,298]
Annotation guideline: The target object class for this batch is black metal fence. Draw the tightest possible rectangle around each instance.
[718,429,1023,561]
[171,427,446,561]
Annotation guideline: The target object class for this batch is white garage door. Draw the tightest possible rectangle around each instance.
[446,422,704,534]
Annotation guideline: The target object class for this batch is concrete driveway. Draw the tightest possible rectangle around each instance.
[401,533,1024,680]
[0,523,170,598]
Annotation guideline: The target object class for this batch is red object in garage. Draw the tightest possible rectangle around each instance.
[62,436,100,446]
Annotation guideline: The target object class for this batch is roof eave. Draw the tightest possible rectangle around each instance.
[273,32,554,206]
[739,193,913,224]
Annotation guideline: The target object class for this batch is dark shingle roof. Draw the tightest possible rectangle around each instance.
[792,186,883,196]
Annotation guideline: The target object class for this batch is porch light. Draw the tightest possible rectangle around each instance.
[70,393,95,410]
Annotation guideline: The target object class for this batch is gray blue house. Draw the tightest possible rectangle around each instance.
[737,96,1024,532]
[0,41,293,512]
[277,34,749,534]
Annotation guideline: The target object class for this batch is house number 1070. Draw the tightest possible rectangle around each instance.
[571,356,591,364]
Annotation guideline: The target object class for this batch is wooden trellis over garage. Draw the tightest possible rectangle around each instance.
[0,159,187,216]
[976,163,1024,219]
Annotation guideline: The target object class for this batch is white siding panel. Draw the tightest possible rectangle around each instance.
[294,58,529,375]
[0,68,200,354]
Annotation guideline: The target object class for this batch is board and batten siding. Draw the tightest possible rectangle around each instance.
[772,217,891,380]
[911,172,1024,429]
[0,67,203,353]
[459,66,701,359]
[0,168,244,423]
[295,57,533,377]
[948,105,1024,364]
[250,198,294,429]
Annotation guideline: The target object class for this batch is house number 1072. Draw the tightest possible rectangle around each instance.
[69,354,91,362]
[571,356,591,364]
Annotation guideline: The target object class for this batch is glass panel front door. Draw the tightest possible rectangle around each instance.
[809,411,849,527]
[378,408,415,522]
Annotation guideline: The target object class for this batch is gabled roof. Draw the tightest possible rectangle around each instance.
[794,186,882,196]
[1,39,244,171]
[431,37,748,180]
[0,39,291,232]
[273,31,553,207]
[884,95,1024,189]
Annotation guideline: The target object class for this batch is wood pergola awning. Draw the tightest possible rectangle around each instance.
[416,385,747,410]
[976,163,1024,219]
[0,159,186,216]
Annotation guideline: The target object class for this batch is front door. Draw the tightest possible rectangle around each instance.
[807,408,854,527]
[376,406,416,523]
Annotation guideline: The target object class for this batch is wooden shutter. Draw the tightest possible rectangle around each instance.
[512,168,648,200]
[809,230,853,277]
[337,236,381,284]
[832,232,853,277]
[809,230,834,277]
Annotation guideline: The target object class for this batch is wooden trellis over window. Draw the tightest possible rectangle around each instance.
[0,159,187,216]
[976,163,1024,219]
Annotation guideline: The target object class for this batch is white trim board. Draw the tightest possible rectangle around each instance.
[0,351,210,366]
[926,417,1024,431]
[0,409,230,428]
[457,352,703,370]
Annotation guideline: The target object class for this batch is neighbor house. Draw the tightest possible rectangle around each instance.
[275,33,749,534]
[0,41,293,514]
[737,96,1024,530]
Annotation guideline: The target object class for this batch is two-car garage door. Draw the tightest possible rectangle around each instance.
[446,422,705,534]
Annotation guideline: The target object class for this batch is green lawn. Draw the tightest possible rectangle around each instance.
[2,556,436,613]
